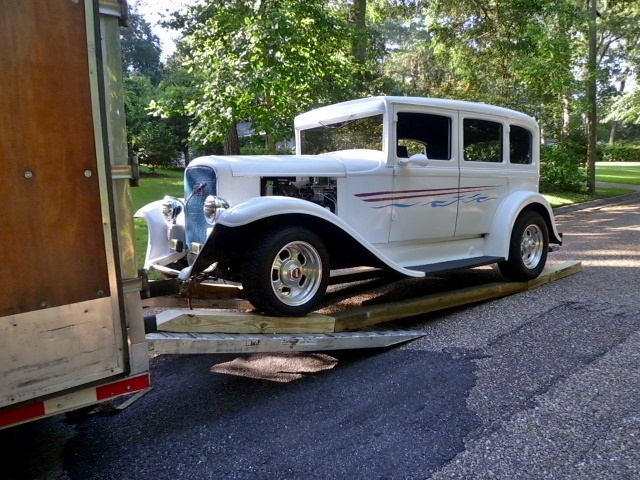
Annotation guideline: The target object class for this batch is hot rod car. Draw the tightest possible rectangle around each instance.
[136,96,562,316]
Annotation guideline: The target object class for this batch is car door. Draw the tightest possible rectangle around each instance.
[389,108,460,242]
[455,114,510,236]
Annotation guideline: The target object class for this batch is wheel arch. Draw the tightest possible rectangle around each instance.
[185,213,388,283]
[485,192,562,260]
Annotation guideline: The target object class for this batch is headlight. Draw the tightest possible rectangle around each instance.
[203,195,230,225]
[161,196,182,224]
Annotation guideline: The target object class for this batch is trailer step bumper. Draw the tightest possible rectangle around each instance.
[0,374,151,430]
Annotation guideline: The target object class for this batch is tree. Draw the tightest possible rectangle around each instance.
[120,10,183,169]
[586,0,598,194]
[149,53,203,164]
[607,87,640,124]
[168,0,358,153]
[124,74,181,171]
[425,0,578,117]
[120,10,163,84]
[594,0,640,142]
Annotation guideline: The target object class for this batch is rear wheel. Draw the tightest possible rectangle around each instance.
[242,226,329,316]
[498,211,549,281]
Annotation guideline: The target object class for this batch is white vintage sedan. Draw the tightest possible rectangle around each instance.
[136,96,562,316]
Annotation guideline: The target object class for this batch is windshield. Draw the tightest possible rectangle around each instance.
[299,114,383,155]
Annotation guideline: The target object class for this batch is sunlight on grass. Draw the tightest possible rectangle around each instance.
[132,167,185,271]
[131,167,184,211]
[544,187,635,208]
[596,165,640,185]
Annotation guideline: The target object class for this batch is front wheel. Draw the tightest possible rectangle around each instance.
[498,211,549,281]
[242,227,330,316]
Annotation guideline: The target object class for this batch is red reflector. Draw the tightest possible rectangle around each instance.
[95,375,151,401]
[0,402,46,429]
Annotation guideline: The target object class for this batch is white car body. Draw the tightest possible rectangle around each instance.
[136,96,562,316]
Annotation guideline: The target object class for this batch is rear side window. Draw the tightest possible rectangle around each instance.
[463,119,503,163]
[509,125,533,164]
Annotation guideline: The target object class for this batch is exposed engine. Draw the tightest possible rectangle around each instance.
[261,176,338,213]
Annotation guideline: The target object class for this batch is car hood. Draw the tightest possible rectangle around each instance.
[189,151,385,177]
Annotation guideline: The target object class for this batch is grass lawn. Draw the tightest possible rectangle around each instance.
[131,167,184,212]
[544,163,639,208]
[132,167,184,272]
[543,187,635,208]
[595,164,640,185]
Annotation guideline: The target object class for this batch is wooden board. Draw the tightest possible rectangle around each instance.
[0,0,110,316]
[333,261,583,332]
[155,310,335,334]
[142,282,248,309]
[151,261,582,334]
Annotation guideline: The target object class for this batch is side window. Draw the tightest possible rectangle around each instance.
[396,112,452,160]
[463,119,503,163]
[510,125,533,164]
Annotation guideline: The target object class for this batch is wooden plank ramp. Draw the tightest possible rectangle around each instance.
[149,261,582,335]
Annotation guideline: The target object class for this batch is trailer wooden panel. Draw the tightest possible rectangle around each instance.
[0,0,109,316]
[0,0,144,411]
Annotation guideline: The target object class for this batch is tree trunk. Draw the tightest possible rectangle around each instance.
[267,134,276,155]
[182,145,190,166]
[561,94,571,138]
[586,0,598,195]
[609,121,618,144]
[609,77,626,145]
[351,0,367,91]
[224,123,240,155]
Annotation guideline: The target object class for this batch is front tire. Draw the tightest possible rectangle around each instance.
[242,227,330,316]
[498,211,549,281]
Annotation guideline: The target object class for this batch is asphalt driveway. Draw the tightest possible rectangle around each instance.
[3,193,639,480]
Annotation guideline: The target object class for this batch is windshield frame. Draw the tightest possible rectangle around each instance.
[297,113,386,156]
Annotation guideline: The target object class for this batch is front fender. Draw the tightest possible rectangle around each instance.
[134,200,186,270]
[215,195,337,228]
[179,196,425,281]
[485,191,562,259]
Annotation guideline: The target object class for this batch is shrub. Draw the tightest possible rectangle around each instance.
[600,143,640,163]
[540,140,587,193]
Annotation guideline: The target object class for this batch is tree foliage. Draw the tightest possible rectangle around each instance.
[124,0,640,189]
[124,74,181,170]
[167,0,359,152]
[120,10,163,83]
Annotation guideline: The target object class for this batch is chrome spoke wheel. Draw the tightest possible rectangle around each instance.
[270,241,323,307]
[520,223,545,269]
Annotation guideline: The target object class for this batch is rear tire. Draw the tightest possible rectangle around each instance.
[242,226,330,316]
[498,211,549,281]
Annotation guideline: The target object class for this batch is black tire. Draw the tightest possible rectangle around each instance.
[242,226,330,316]
[498,211,549,281]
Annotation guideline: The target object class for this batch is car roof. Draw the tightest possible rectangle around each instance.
[295,96,536,130]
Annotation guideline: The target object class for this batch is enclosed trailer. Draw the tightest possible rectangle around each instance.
[0,0,150,429]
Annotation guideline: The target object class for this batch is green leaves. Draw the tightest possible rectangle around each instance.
[169,0,358,152]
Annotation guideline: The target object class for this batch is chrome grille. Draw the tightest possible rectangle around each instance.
[184,165,217,250]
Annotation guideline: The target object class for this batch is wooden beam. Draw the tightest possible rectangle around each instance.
[142,282,246,308]
[141,296,252,309]
[333,261,582,332]
[155,310,336,334]
[149,261,582,335]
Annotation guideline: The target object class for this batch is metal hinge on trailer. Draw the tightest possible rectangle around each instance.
[146,326,425,355]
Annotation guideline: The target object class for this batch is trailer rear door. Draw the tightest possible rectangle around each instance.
[0,0,129,408]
